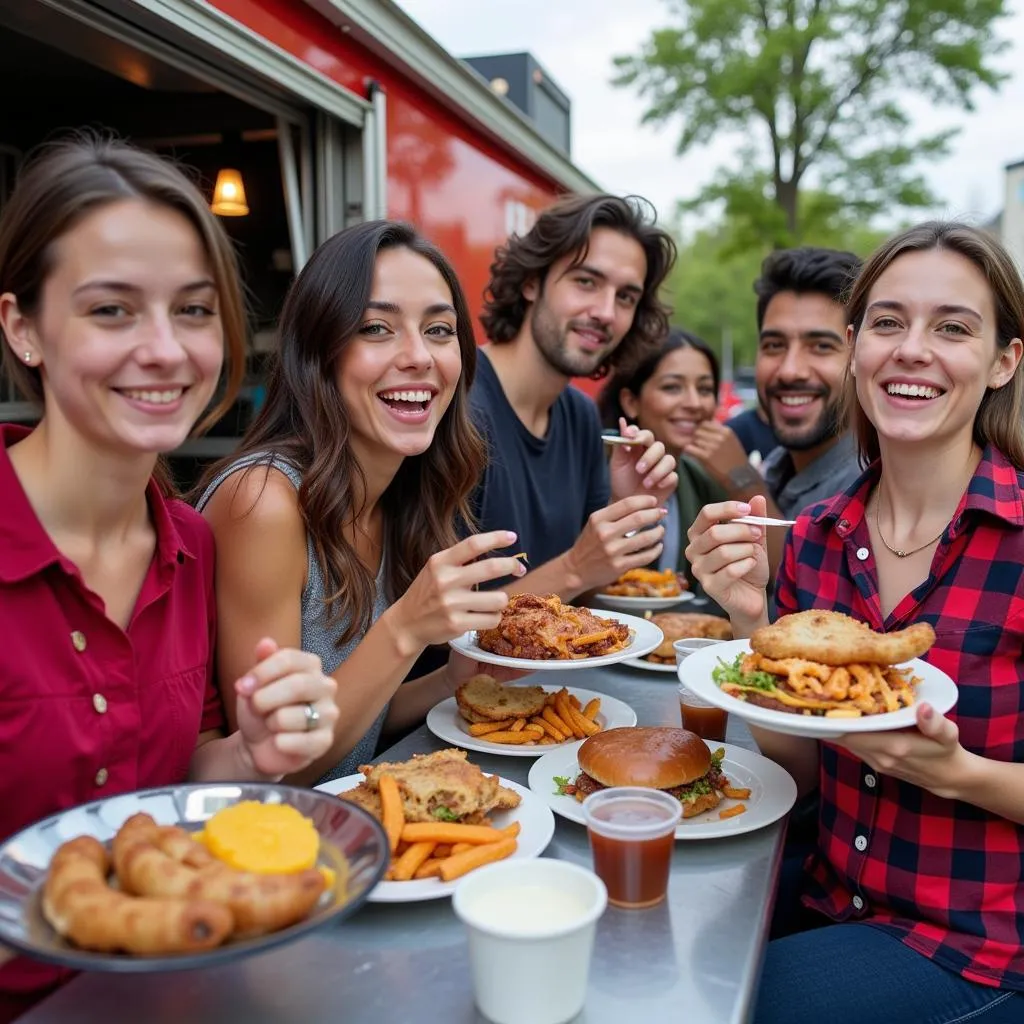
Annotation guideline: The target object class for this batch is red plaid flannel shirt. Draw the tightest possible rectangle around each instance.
[776,443,1024,990]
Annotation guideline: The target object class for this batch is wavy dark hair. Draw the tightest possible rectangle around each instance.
[481,193,676,377]
[195,221,486,644]
[844,221,1024,470]
[0,133,246,494]
[754,245,862,330]
[597,327,720,428]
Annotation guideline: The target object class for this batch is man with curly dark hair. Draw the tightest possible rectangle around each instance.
[471,192,680,600]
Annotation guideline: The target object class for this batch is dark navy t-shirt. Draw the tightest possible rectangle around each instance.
[726,407,779,460]
[469,351,610,569]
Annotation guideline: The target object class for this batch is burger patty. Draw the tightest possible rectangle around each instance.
[739,690,827,716]
[572,763,729,817]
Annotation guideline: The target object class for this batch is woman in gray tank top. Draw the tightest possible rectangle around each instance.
[194,221,525,786]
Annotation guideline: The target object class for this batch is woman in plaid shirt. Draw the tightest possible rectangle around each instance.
[687,222,1024,1024]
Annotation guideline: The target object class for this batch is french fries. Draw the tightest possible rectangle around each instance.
[379,794,519,885]
[465,688,604,746]
[439,837,518,882]
[719,804,747,820]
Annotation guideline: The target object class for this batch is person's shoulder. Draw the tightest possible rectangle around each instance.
[201,462,303,534]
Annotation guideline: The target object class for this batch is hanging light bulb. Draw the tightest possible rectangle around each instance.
[210,167,249,216]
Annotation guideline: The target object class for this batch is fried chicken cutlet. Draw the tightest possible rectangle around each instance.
[750,610,935,665]
[476,593,630,660]
[339,749,521,825]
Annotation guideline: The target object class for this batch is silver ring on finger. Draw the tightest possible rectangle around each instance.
[303,702,320,731]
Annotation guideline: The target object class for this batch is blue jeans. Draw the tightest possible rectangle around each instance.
[755,918,1023,1024]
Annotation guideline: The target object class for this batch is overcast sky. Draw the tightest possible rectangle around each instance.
[396,0,1024,232]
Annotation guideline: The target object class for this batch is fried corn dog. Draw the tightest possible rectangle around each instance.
[43,836,233,955]
[114,814,325,938]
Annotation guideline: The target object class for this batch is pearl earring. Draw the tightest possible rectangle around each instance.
[23,352,31,363]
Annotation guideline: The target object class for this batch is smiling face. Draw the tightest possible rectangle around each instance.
[852,248,1022,453]
[337,246,462,468]
[1,198,224,457]
[755,291,849,452]
[620,345,718,454]
[523,227,647,378]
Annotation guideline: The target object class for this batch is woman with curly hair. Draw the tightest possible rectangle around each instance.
[598,327,728,597]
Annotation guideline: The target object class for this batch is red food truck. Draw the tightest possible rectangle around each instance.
[0,0,598,479]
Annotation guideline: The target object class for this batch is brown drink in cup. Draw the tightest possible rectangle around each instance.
[583,788,681,909]
[674,638,729,742]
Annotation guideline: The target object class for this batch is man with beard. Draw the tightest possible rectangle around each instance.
[682,247,862,574]
[470,193,679,599]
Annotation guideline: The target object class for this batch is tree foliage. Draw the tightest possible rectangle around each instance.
[667,208,890,365]
[614,0,1009,247]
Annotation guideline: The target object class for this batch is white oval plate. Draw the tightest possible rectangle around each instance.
[315,776,554,902]
[527,740,797,841]
[448,608,663,671]
[678,639,959,738]
[592,592,695,613]
[426,686,637,757]
[622,656,677,675]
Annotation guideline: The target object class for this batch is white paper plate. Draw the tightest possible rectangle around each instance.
[592,592,695,613]
[527,740,797,841]
[622,656,677,675]
[426,686,637,757]
[315,776,554,902]
[449,608,663,671]
[678,639,959,738]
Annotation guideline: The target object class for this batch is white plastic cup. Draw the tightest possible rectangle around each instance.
[453,858,607,1024]
[672,636,726,667]
[582,787,682,908]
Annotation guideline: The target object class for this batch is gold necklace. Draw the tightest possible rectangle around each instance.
[873,491,948,559]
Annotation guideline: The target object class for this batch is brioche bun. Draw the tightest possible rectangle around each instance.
[577,727,711,789]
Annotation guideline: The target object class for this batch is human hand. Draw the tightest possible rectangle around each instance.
[609,417,678,505]
[836,703,968,800]
[562,494,667,594]
[684,496,769,629]
[234,637,339,778]
[683,421,752,490]
[389,531,527,655]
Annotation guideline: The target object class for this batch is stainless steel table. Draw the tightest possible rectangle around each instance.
[23,664,786,1024]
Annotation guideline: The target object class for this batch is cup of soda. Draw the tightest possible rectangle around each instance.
[674,638,729,741]
[582,787,681,909]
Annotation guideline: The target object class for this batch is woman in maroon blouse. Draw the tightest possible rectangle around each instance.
[0,136,339,1017]
[687,222,1024,1023]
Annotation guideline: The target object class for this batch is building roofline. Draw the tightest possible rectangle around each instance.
[301,0,600,193]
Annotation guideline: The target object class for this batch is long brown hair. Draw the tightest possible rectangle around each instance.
[481,193,676,377]
[196,221,486,645]
[0,133,247,492]
[845,221,1024,469]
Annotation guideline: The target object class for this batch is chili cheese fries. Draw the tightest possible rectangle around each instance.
[602,568,687,598]
[476,594,630,660]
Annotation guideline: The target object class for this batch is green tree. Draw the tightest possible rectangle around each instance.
[667,208,890,366]
[614,0,1010,247]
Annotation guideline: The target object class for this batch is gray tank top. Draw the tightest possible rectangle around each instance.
[195,452,390,783]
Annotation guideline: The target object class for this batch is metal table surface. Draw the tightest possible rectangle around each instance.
[23,663,786,1024]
